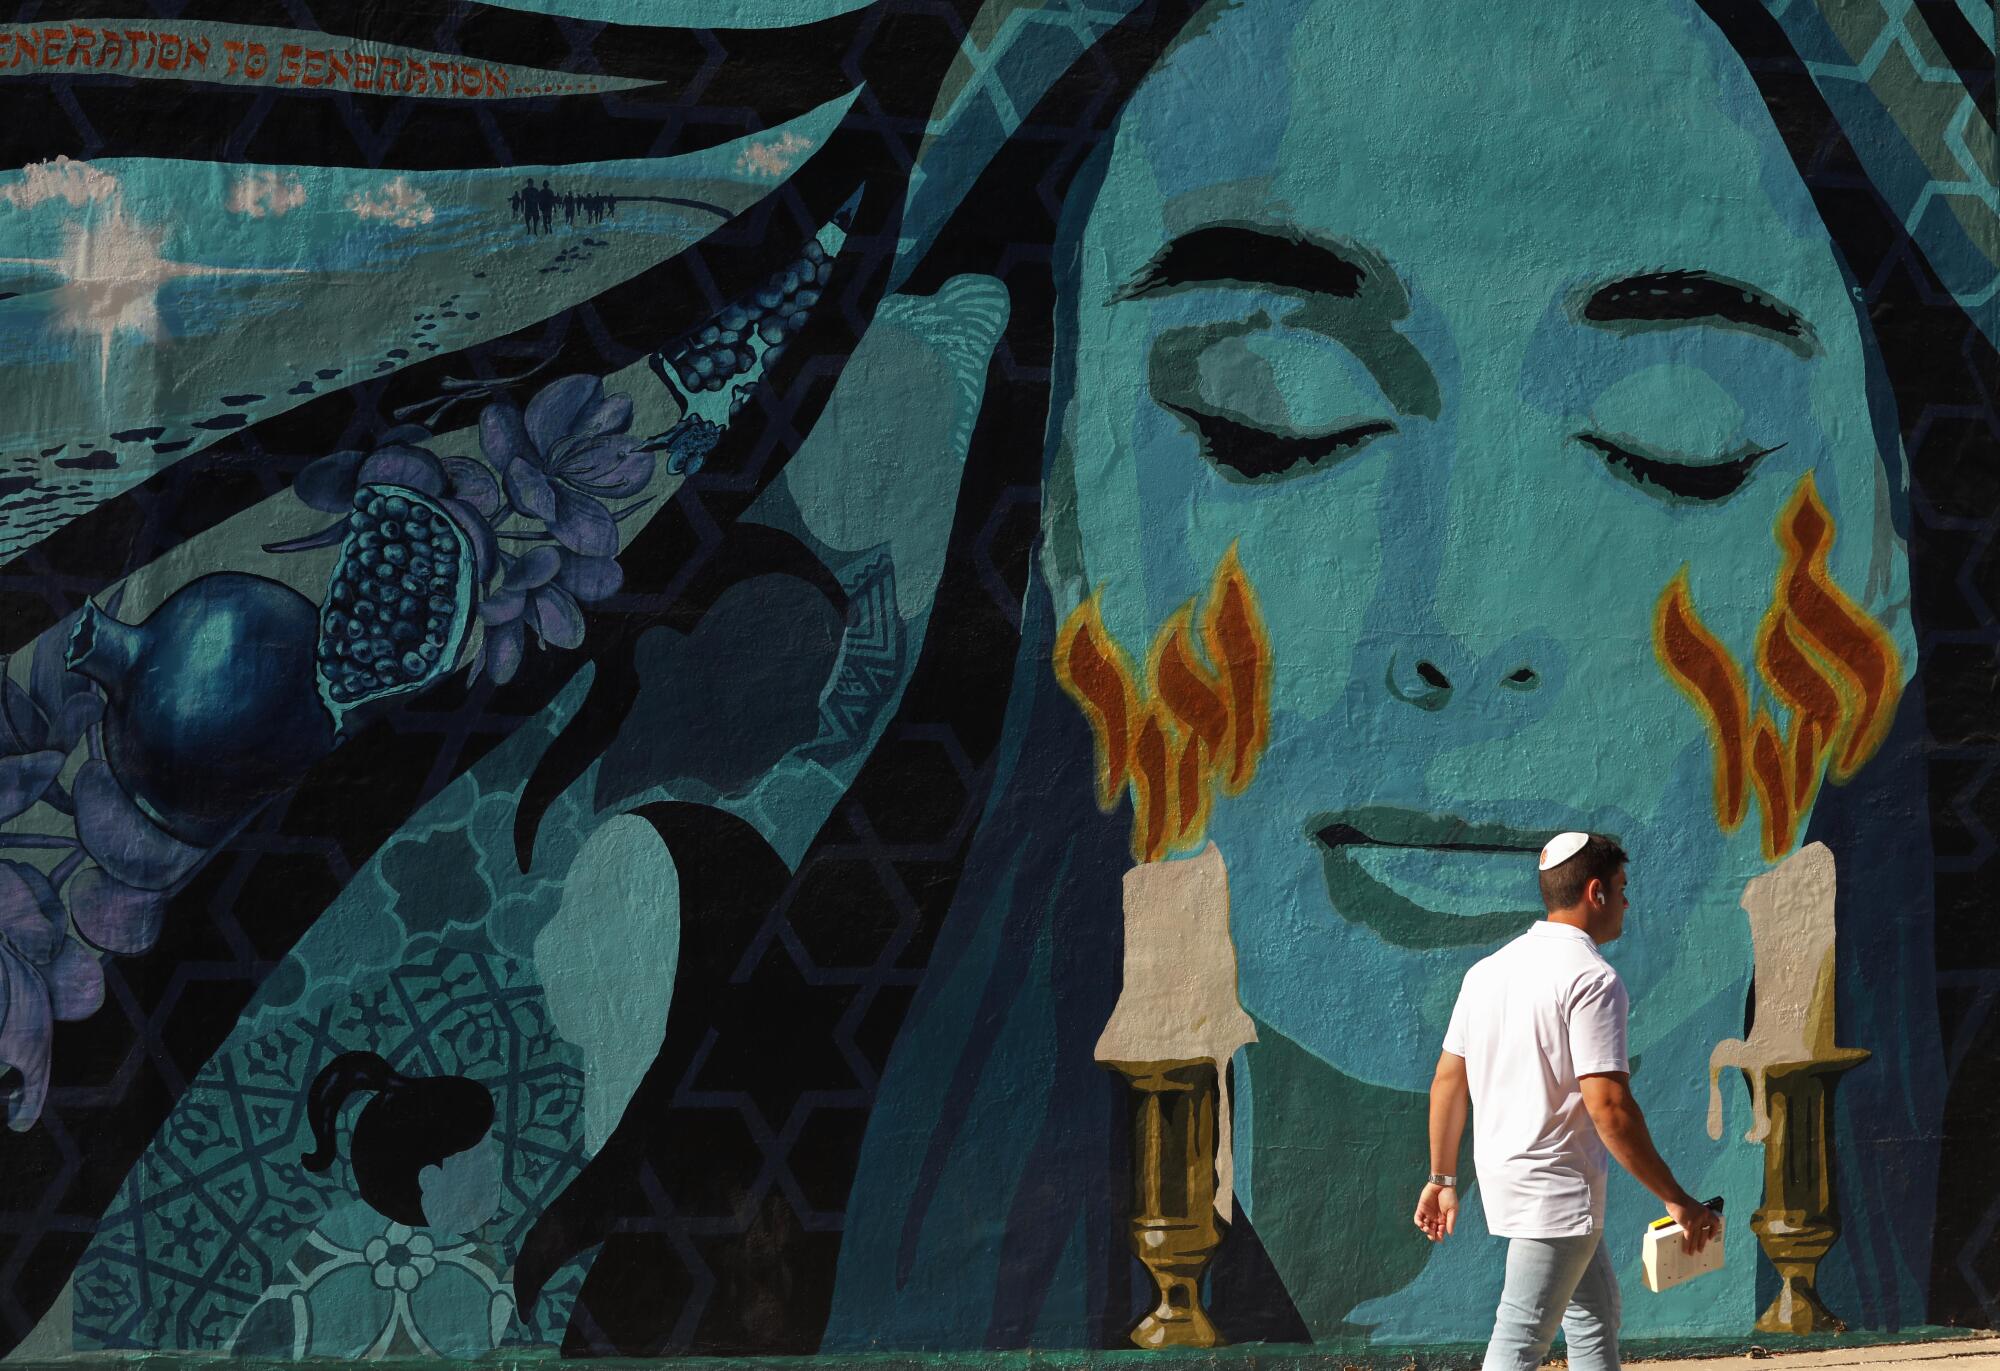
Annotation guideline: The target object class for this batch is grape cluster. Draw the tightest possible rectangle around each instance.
[317,484,472,712]
[663,238,828,394]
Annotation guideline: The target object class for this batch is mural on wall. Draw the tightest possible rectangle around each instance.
[0,0,1993,1359]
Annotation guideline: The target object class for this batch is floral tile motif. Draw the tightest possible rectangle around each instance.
[229,1211,514,1359]
[74,938,584,1352]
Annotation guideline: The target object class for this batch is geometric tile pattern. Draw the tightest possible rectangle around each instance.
[895,0,1144,265]
[1733,0,2000,1330]
[0,0,981,1352]
[0,0,900,653]
[230,1215,517,1359]
[504,2,1213,1351]
[1780,0,1997,325]
[802,551,906,763]
[72,938,586,1351]
[0,0,1991,1354]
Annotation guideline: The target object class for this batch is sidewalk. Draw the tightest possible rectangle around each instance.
[1629,1332,2000,1369]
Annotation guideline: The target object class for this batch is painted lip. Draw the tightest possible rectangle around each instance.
[1308,806,1557,950]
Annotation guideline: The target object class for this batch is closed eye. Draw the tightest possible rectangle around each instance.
[1577,433,1785,502]
[1167,405,1395,482]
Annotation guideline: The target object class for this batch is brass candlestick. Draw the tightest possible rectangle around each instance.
[1094,844,1254,1351]
[1747,1048,1870,1334]
[1707,844,1870,1337]
[1107,1058,1226,1348]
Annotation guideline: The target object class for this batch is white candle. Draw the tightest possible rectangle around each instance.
[1707,841,1841,1142]
[1095,842,1258,1219]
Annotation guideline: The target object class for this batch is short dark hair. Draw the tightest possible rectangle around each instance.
[1539,834,1628,911]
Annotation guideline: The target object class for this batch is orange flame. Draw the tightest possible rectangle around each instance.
[1203,547,1272,795]
[1773,477,1900,779]
[1052,591,1141,811]
[1054,545,1273,862]
[1654,474,1903,860]
[1655,569,1752,831]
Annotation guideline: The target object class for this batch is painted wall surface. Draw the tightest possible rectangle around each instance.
[0,0,1993,1359]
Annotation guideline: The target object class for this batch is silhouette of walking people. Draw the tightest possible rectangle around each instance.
[509,183,630,236]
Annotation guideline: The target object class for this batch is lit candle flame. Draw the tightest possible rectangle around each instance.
[1054,545,1272,863]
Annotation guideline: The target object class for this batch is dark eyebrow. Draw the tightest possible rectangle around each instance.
[1580,270,1818,356]
[1113,225,1369,302]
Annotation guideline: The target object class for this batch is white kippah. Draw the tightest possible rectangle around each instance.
[1538,831,1591,871]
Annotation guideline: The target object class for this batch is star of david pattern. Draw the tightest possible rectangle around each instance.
[0,0,1989,1354]
[71,940,587,1351]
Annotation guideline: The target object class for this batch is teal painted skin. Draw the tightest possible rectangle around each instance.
[1041,0,1917,1339]
[4,0,1956,1353]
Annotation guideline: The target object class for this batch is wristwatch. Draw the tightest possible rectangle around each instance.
[1428,1173,1457,1188]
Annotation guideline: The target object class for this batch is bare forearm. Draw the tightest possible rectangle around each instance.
[1429,1076,1468,1176]
[1591,1101,1690,1205]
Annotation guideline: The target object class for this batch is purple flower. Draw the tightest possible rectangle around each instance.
[0,704,63,826]
[67,865,168,957]
[0,615,108,822]
[72,759,204,892]
[23,610,106,754]
[272,428,501,581]
[554,553,623,603]
[480,375,653,559]
[0,861,103,1130]
[469,548,586,686]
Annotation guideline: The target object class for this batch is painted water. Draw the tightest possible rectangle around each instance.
[0,95,848,558]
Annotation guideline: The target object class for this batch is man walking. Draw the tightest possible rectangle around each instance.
[1414,832,1720,1371]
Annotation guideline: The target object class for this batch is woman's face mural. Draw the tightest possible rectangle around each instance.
[1048,0,1917,1092]
[3,0,1982,1352]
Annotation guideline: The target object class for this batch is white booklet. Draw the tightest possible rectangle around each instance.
[1641,1198,1726,1293]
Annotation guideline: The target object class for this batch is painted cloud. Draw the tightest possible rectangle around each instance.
[227,171,307,219]
[346,176,435,228]
[1,156,120,211]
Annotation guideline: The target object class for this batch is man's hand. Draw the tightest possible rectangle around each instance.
[1413,1182,1458,1242]
[1421,1050,1469,1244]
[1664,1194,1721,1255]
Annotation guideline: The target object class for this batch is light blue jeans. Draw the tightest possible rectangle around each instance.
[1482,1231,1622,1371]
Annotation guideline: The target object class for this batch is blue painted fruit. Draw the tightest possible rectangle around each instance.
[662,236,828,396]
[315,483,475,733]
[67,573,335,846]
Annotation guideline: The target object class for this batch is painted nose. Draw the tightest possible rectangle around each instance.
[1386,649,1549,712]
[1388,655,1456,712]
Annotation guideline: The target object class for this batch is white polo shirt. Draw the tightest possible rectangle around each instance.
[1442,921,1630,1239]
